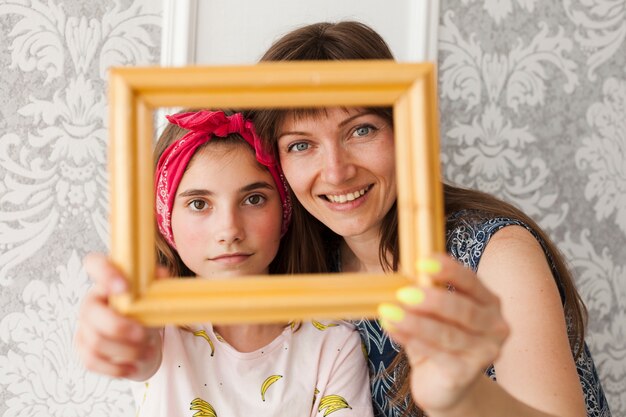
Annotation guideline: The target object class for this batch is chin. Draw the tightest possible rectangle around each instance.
[327,223,371,239]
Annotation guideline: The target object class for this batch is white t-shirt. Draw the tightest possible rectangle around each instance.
[132,321,373,417]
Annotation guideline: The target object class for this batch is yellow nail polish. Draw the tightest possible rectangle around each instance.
[378,303,405,322]
[416,258,441,274]
[396,287,425,306]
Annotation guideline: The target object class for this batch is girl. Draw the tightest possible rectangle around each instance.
[251,21,610,417]
[76,110,373,417]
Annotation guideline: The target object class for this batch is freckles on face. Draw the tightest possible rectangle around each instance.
[276,107,396,239]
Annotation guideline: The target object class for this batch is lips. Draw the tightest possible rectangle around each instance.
[323,185,371,203]
[209,253,252,264]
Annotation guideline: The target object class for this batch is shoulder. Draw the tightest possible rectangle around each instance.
[476,223,566,326]
[484,223,543,253]
[479,224,550,279]
[446,209,535,271]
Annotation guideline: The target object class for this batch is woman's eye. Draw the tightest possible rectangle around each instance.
[354,125,374,137]
[189,200,207,211]
[287,142,309,152]
[245,194,266,206]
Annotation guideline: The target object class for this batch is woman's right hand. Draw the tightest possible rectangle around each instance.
[75,253,163,381]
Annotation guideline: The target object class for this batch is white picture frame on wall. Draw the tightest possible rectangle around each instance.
[160,0,441,66]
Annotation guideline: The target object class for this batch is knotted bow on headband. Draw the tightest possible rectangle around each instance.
[155,110,292,249]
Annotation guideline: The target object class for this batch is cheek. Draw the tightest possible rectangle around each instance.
[249,206,283,247]
[279,158,311,200]
[374,139,396,185]
[171,213,205,249]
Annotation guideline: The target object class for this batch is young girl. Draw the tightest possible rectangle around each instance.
[76,110,373,417]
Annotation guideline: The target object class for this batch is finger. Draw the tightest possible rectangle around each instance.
[78,346,138,377]
[80,293,147,344]
[396,285,505,337]
[78,321,152,365]
[83,253,128,296]
[382,314,502,371]
[402,334,481,381]
[420,254,497,305]
[387,310,480,352]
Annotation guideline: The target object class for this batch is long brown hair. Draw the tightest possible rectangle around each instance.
[251,21,587,417]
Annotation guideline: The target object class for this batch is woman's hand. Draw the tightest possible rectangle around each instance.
[378,254,510,414]
[75,253,163,381]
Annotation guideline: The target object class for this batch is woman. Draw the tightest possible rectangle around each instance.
[249,21,610,417]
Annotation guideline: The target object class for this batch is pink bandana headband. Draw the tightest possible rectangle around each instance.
[155,110,292,248]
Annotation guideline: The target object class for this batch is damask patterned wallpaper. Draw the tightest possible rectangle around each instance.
[0,1,162,415]
[437,0,625,414]
[0,0,623,416]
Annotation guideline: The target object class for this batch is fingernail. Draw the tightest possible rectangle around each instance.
[416,258,441,274]
[378,303,405,323]
[396,287,425,306]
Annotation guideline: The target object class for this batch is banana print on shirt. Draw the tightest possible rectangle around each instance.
[318,394,352,416]
[260,374,283,401]
[192,330,215,357]
[190,397,217,417]
[312,320,339,331]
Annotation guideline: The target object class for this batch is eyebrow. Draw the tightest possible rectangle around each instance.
[177,181,275,198]
[277,110,375,140]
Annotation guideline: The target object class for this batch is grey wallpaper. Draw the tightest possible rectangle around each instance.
[438,0,625,415]
[0,0,161,415]
[0,0,623,416]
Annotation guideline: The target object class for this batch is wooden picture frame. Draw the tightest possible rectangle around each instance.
[108,60,444,326]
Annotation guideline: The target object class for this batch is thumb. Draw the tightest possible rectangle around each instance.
[83,252,128,297]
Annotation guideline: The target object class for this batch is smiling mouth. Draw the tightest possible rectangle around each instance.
[323,185,371,203]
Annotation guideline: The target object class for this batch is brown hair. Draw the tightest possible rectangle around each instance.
[251,21,587,417]
[153,110,328,278]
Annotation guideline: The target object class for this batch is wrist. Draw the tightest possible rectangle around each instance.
[424,375,488,417]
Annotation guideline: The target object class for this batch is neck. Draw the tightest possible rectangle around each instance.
[341,232,388,274]
[212,323,286,352]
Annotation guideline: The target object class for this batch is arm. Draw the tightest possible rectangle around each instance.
[471,226,585,416]
[75,253,163,381]
[378,227,585,417]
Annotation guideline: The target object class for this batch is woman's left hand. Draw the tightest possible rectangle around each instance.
[378,254,510,414]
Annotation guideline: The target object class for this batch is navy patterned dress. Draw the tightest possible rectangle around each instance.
[350,210,611,417]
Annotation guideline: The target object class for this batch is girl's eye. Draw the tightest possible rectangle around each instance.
[353,125,375,137]
[245,194,266,206]
[287,142,310,153]
[189,200,208,211]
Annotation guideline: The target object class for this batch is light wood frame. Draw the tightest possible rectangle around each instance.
[108,60,444,326]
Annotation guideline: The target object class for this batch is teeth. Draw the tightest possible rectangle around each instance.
[326,187,368,203]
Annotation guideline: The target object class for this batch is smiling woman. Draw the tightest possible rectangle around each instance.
[245,20,610,417]
[276,108,397,260]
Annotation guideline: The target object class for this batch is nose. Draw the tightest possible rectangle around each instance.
[214,206,245,245]
[320,144,356,185]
